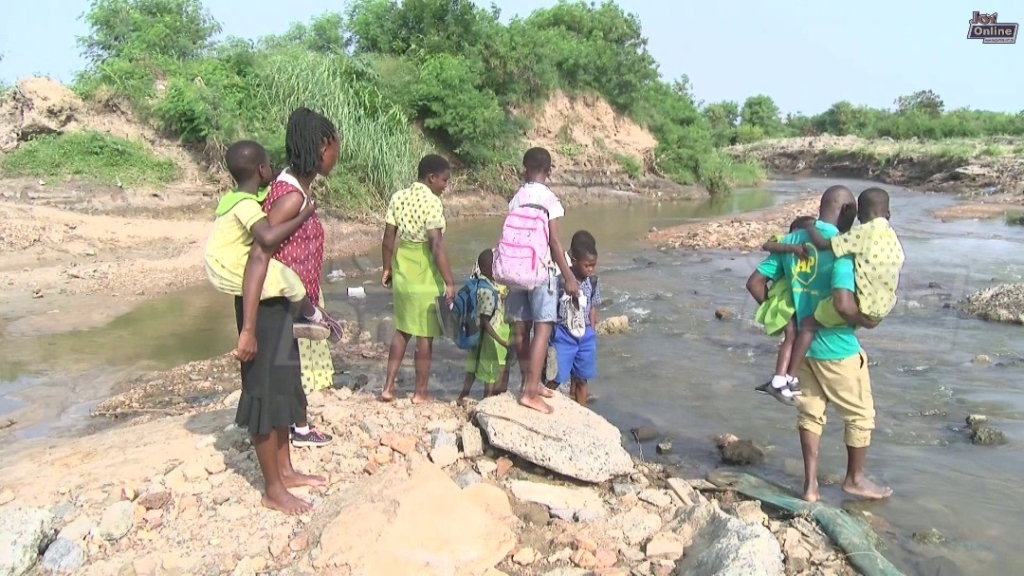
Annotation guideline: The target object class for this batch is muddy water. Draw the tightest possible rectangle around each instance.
[4,180,1024,574]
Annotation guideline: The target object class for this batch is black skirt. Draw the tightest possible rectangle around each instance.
[233,297,307,435]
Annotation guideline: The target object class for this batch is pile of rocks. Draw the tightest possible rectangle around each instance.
[957,283,1024,325]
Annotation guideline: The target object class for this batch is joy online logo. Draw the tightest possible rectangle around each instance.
[967,11,1018,44]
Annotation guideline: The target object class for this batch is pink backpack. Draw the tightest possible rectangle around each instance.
[493,200,551,290]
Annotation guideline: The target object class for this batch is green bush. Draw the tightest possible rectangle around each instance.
[1,131,177,186]
[616,154,642,179]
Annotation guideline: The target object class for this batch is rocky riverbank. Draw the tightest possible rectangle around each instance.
[0,374,858,576]
[729,135,1024,222]
[647,197,819,251]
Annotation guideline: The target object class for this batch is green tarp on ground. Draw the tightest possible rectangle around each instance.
[708,469,904,576]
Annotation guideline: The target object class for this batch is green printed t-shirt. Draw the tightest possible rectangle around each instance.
[756,221,860,361]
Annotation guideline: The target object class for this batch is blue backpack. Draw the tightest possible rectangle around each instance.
[449,277,499,350]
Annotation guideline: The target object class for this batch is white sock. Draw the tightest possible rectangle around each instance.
[293,426,310,435]
[771,375,788,389]
[304,308,323,323]
[786,375,798,383]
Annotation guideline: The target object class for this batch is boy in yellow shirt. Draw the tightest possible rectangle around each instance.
[773,188,904,398]
[204,140,341,346]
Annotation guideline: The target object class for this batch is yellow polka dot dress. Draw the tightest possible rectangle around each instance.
[384,182,447,338]
[830,217,905,319]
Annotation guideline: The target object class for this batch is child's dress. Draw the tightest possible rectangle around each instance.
[465,276,510,385]
[550,275,601,385]
[754,233,797,336]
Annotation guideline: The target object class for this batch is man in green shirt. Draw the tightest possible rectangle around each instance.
[747,185,893,503]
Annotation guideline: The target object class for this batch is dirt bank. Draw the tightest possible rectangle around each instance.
[729,135,1024,222]
[0,182,379,337]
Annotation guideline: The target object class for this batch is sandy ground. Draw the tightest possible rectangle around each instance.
[0,179,379,337]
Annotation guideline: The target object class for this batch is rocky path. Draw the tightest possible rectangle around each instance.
[0,376,858,576]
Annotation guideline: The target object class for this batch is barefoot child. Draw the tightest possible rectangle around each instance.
[497,147,578,414]
[548,231,601,406]
[770,188,904,401]
[753,216,816,403]
[204,140,342,343]
[458,249,512,401]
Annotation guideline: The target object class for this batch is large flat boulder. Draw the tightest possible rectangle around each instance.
[313,457,516,575]
[475,393,634,483]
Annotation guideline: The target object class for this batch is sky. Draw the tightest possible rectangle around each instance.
[1,0,1020,115]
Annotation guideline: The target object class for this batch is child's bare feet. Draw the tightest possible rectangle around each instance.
[262,487,312,515]
[380,387,395,402]
[412,393,430,404]
[538,387,555,398]
[803,477,819,503]
[843,476,893,500]
[281,470,326,488]
[519,394,553,414]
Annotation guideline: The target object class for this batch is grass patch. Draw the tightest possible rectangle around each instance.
[726,159,766,187]
[615,154,642,179]
[0,131,177,187]
[1006,213,1024,226]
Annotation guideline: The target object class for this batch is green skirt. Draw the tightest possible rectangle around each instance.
[755,277,796,337]
[393,240,444,338]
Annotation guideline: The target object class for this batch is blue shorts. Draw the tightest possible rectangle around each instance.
[506,274,558,323]
[551,324,597,384]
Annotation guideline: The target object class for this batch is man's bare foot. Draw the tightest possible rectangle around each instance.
[380,387,395,402]
[803,478,820,503]
[843,476,893,500]
[281,470,327,488]
[262,489,312,515]
[538,387,555,398]
[519,395,553,414]
[412,393,430,404]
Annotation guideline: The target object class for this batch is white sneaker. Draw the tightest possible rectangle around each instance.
[561,295,586,339]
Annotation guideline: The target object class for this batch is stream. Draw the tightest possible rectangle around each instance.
[3,178,1023,575]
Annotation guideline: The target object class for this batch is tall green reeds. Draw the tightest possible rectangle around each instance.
[252,50,430,211]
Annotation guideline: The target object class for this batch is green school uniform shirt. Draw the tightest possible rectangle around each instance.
[756,221,860,361]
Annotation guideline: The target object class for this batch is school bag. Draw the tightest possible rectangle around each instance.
[448,277,500,350]
[493,199,551,289]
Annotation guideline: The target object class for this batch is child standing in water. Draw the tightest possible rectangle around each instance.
[764,188,903,404]
[548,231,602,406]
[458,249,512,401]
[753,216,816,403]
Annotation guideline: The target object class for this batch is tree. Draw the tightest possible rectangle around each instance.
[704,101,739,130]
[525,0,658,112]
[740,95,782,136]
[261,13,349,54]
[894,90,944,117]
[78,0,221,64]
